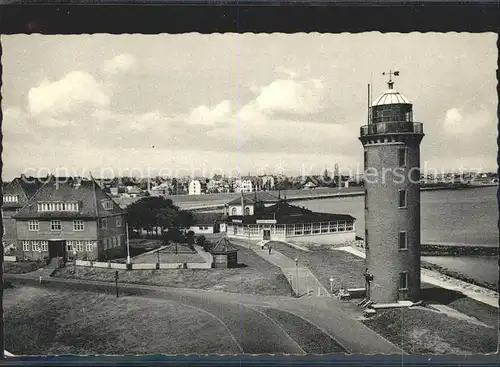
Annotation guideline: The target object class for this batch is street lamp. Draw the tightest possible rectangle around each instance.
[295,258,299,298]
[329,277,334,295]
[73,249,77,274]
[126,222,131,265]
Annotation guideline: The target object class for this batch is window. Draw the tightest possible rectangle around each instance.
[116,216,122,227]
[338,221,346,232]
[101,218,108,229]
[399,231,408,250]
[40,241,48,252]
[67,241,74,252]
[398,190,407,208]
[75,241,83,252]
[399,272,409,290]
[38,201,79,212]
[321,222,329,233]
[117,236,121,247]
[73,220,84,231]
[303,223,312,235]
[4,195,18,202]
[245,207,250,216]
[312,223,321,234]
[398,147,407,167]
[102,200,114,210]
[23,241,30,251]
[231,207,237,215]
[112,236,117,247]
[86,241,94,252]
[50,220,62,231]
[364,150,368,170]
[346,221,354,231]
[28,220,39,231]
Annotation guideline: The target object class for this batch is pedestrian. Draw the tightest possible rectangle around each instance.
[268,245,272,255]
[39,275,43,284]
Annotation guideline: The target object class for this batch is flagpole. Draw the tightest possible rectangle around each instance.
[126,222,131,264]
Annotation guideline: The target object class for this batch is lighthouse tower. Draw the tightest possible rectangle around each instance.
[359,71,424,304]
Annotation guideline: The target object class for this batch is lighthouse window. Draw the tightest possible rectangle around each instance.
[398,190,407,208]
[398,231,408,249]
[399,272,409,290]
[398,148,407,167]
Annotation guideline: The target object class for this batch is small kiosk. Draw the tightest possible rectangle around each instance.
[210,237,239,268]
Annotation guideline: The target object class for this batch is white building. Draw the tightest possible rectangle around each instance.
[226,192,279,216]
[234,177,256,193]
[260,175,275,191]
[188,180,202,195]
[225,199,356,246]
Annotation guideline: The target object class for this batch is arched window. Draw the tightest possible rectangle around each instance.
[231,207,237,215]
[245,207,250,216]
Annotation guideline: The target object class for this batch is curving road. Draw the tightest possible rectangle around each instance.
[5,274,403,354]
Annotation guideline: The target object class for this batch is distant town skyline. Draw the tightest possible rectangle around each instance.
[2,33,497,180]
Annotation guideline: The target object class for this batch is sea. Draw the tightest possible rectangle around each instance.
[295,186,498,288]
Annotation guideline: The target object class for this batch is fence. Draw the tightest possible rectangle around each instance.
[74,259,211,270]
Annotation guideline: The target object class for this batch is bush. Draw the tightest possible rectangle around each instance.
[196,235,207,247]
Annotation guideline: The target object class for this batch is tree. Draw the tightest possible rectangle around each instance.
[126,196,181,235]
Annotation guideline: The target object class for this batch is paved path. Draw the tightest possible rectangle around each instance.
[231,238,329,298]
[5,272,404,355]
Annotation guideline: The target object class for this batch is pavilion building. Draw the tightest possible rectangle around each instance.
[225,198,356,245]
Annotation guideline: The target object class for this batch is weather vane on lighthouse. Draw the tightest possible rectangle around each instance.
[382,69,400,89]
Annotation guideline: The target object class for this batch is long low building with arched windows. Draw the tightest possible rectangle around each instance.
[224,196,356,246]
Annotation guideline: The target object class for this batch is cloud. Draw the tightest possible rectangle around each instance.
[188,100,232,126]
[443,107,491,134]
[102,53,136,75]
[28,71,110,116]
[254,78,325,116]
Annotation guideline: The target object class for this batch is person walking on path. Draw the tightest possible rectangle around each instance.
[39,275,43,284]
[268,244,272,255]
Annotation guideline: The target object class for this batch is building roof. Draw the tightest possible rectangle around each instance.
[13,176,124,219]
[371,89,411,106]
[210,237,239,254]
[2,177,45,209]
[228,200,356,225]
[162,242,197,254]
[227,191,279,206]
[192,212,225,225]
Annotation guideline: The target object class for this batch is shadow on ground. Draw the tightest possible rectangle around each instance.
[420,284,466,305]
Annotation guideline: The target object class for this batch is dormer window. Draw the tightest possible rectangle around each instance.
[4,195,18,203]
[38,201,79,212]
[102,200,114,210]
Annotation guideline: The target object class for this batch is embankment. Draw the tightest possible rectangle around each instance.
[421,244,498,257]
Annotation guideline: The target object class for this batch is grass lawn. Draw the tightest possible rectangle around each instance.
[362,307,497,354]
[3,286,241,355]
[3,261,45,274]
[268,242,366,291]
[53,246,291,296]
[259,307,347,354]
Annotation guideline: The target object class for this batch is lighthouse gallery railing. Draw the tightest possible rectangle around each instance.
[360,122,424,137]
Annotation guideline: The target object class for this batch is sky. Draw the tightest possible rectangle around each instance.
[1,33,497,180]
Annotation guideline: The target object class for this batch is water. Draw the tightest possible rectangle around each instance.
[295,186,498,287]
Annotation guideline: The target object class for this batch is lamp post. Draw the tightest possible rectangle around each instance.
[115,270,119,298]
[39,248,42,262]
[157,248,160,266]
[247,225,251,249]
[295,258,299,298]
[288,274,293,297]
[126,222,131,265]
[329,277,334,295]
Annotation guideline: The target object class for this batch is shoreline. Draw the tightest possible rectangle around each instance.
[174,184,496,211]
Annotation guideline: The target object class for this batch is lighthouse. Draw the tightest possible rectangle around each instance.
[359,71,424,304]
